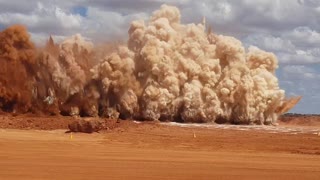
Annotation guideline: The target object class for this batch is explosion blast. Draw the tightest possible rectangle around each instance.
[0,5,300,125]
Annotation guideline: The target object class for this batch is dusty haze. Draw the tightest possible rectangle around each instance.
[0,5,300,125]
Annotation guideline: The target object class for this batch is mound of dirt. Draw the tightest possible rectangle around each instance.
[68,118,105,133]
[0,113,120,130]
[279,114,320,127]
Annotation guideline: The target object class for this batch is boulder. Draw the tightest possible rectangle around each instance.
[68,118,104,133]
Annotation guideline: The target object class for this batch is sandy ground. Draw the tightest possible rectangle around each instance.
[0,115,320,179]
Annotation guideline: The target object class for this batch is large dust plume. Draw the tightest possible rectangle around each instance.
[0,25,37,113]
[0,5,300,125]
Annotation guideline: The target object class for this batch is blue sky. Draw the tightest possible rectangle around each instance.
[72,6,88,17]
[0,0,319,114]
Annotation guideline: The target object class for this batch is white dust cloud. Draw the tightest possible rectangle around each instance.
[89,5,296,125]
[0,5,300,125]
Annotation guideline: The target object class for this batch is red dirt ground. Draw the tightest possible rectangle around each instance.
[0,114,320,179]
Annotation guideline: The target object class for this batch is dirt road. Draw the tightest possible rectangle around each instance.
[1,120,320,180]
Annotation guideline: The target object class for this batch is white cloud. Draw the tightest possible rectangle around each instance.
[82,7,148,41]
[298,0,320,7]
[284,26,320,47]
[278,48,320,65]
[283,65,320,80]
[0,2,83,37]
[244,34,295,53]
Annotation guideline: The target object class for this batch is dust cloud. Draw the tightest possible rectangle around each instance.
[0,25,36,113]
[0,5,300,125]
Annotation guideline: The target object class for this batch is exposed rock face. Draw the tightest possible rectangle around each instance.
[68,118,104,133]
